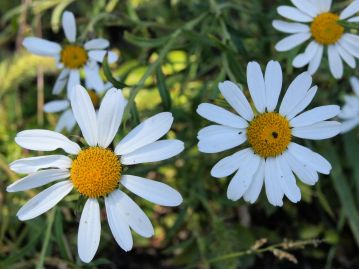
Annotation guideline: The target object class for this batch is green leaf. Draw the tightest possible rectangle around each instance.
[124,31,170,48]
[54,208,71,260]
[103,54,128,89]
[130,101,140,126]
[156,66,171,110]
[338,20,359,30]
[323,141,359,247]
[343,132,359,204]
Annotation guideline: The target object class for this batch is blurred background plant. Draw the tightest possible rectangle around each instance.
[1,0,359,268]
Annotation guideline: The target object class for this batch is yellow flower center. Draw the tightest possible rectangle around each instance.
[247,112,291,158]
[310,13,344,45]
[88,90,101,108]
[60,45,88,69]
[70,147,122,198]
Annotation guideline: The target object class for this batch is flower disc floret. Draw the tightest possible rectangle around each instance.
[310,13,344,45]
[247,112,291,158]
[71,147,122,198]
[61,45,88,69]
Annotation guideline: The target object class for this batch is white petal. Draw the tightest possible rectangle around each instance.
[338,36,359,58]
[277,6,313,22]
[211,148,252,178]
[84,63,105,93]
[218,81,254,121]
[340,0,359,19]
[280,72,312,116]
[336,43,356,68]
[70,85,98,146]
[17,180,73,221]
[7,169,69,192]
[67,70,80,99]
[115,112,173,155]
[283,151,319,185]
[15,129,80,154]
[265,60,282,112]
[344,33,359,46]
[109,190,154,238]
[286,86,318,120]
[264,158,284,206]
[88,50,118,63]
[290,0,319,17]
[197,125,241,140]
[276,155,301,203]
[243,159,265,203]
[348,16,359,22]
[247,61,266,113]
[52,69,70,95]
[9,155,72,174]
[97,88,127,148]
[84,39,109,50]
[272,20,310,33]
[55,109,76,133]
[120,175,182,206]
[196,103,248,128]
[198,132,246,153]
[104,194,133,251]
[121,140,183,165]
[44,100,69,113]
[275,32,311,52]
[62,11,76,42]
[290,105,340,127]
[78,198,101,263]
[339,96,359,119]
[351,76,359,96]
[292,41,319,68]
[328,45,343,79]
[308,45,324,74]
[22,37,61,56]
[227,150,261,201]
[292,121,341,140]
[316,0,332,12]
[288,142,332,174]
[341,118,359,133]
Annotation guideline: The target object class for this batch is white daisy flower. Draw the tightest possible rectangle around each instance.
[339,76,359,133]
[7,85,184,263]
[197,61,341,206]
[44,82,112,132]
[273,0,359,79]
[22,11,118,96]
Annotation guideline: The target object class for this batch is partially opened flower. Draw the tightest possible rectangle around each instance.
[7,86,184,263]
[273,0,359,79]
[197,61,341,206]
[44,82,112,132]
[23,11,118,95]
[339,76,359,133]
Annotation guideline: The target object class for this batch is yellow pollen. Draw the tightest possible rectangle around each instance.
[70,147,122,198]
[60,45,88,69]
[310,13,344,45]
[247,112,291,158]
[88,90,101,108]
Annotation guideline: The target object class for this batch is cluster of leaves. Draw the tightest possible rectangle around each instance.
[0,0,359,268]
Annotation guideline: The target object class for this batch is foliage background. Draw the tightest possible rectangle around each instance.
[1,0,359,268]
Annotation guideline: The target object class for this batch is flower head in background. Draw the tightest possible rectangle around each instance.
[7,86,184,263]
[273,0,359,79]
[23,11,118,96]
[44,82,112,132]
[197,61,341,206]
[339,77,359,133]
